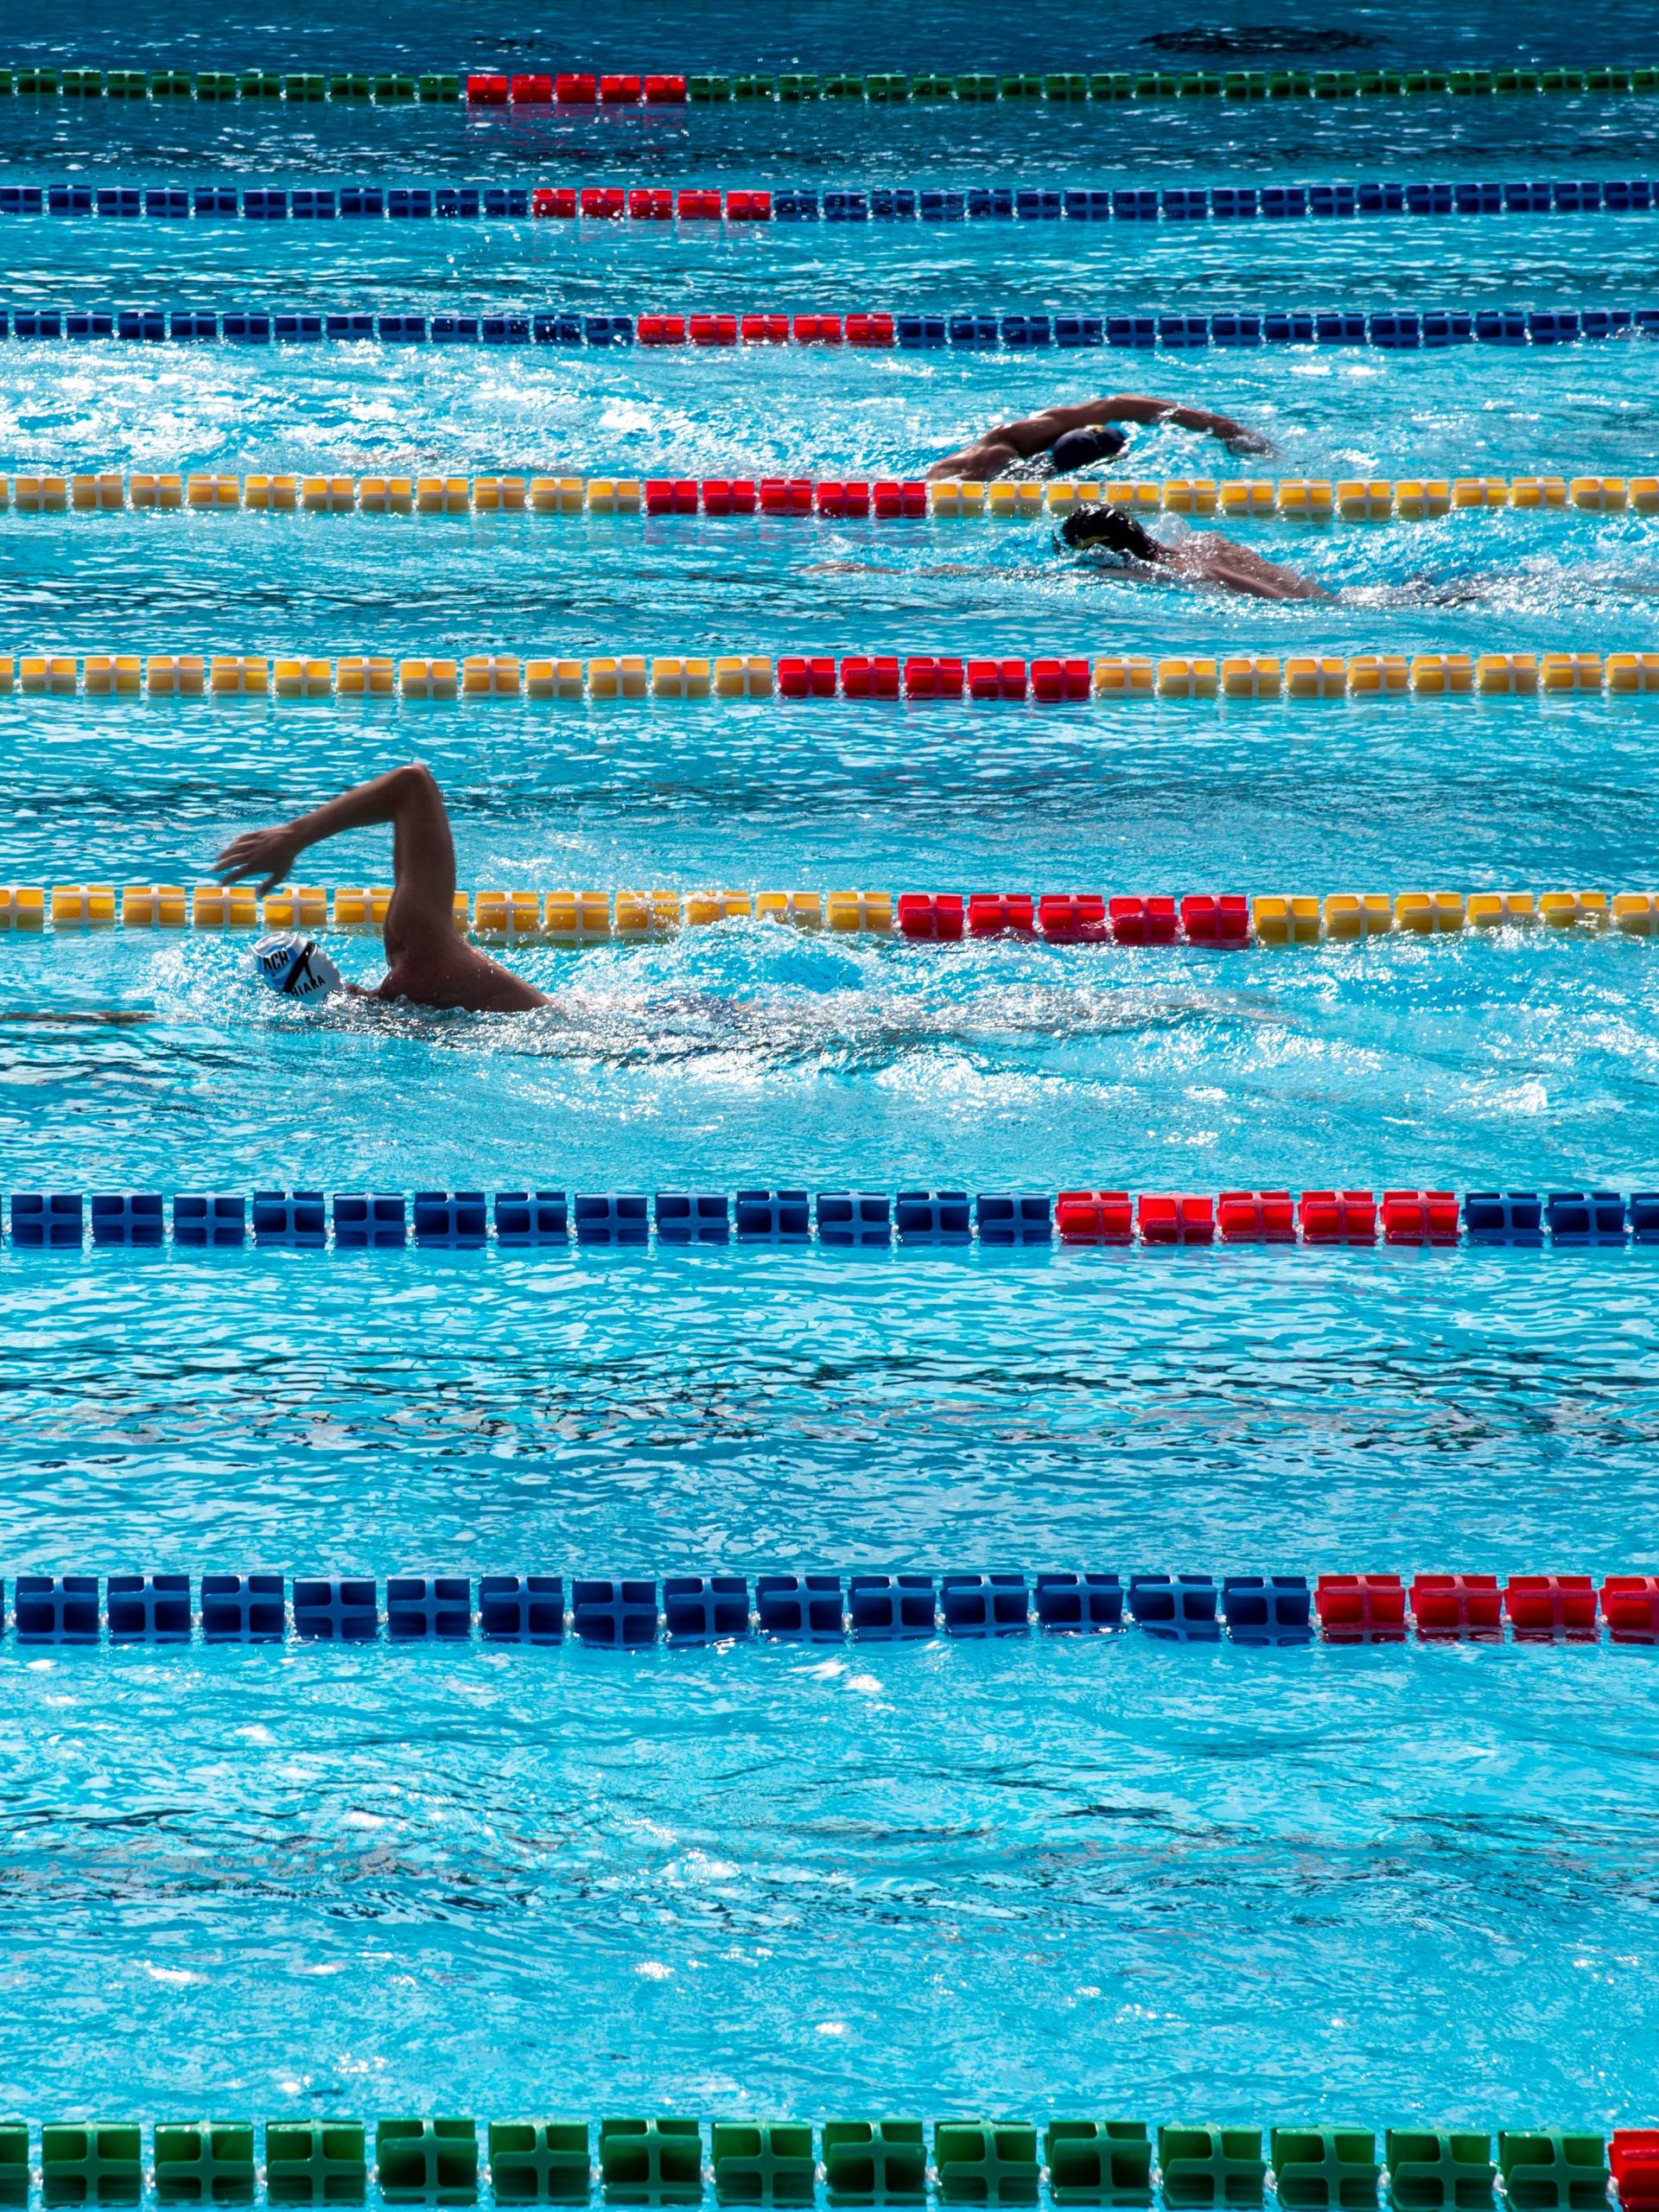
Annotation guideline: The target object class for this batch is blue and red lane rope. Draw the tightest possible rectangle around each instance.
[8,1569,1656,1645]
[3,1187,1651,1251]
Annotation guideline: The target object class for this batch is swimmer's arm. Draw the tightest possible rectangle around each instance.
[213,763,458,945]
[1173,535,1331,601]
[1065,395,1273,453]
[930,397,1271,479]
[925,434,1027,480]
[929,399,1139,479]
[929,404,1102,480]
[215,764,447,888]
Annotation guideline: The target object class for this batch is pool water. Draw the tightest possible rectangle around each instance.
[9,1629,1656,2120]
[2,0,1657,2145]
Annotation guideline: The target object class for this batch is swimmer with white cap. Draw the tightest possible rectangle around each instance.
[926,391,1272,482]
[218,763,549,1013]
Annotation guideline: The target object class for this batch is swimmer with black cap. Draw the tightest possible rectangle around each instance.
[1058,504,1328,601]
[216,762,550,1013]
[926,391,1271,482]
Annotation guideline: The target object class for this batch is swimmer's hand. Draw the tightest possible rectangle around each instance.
[213,824,306,895]
[1217,420,1274,457]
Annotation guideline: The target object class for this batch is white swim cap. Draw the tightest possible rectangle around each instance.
[252,932,342,1004]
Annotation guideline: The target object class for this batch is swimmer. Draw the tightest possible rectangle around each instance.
[926,391,1272,481]
[1058,503,1329,601]
[215,762,550,1013]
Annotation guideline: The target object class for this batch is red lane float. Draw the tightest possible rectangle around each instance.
[1110,894,1178,945]
[1181,893,1249,945]
[1217,1191,1297,1241]
[1503,1573,1599,1638]
[1382,1189,1459,1243]
[1300,1190,1379,1243]
[903,657,964,697]
[700,479,758,514]
[1138,1194,1216,1244]
[1409,1573,1503,1637]
[840,655,901,698]
[1055,1191,1135,1244]
[1039,893,1109,943]
[741,313,791,342]
[1031,657,1090,700]
[776,656,838,696]
[1612,2135,1659,2208]
[1600,1575,1659,1642]
[817,480,870,517]
[463,63,686,105]
[968,658,1029,699]
[898,894,966,941]
[644,480,700,514]
[1315,1573,1408,1641]
[529,185,766,218]
[968,893,1036,935]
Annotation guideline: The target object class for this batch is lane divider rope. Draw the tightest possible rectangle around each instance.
[0,2119,1643,2209]
[10,885,1659,941]
[0,305,1653,347]
[3,1189,1656,1252]
[493,63,1659,101]
[0,67,467,100]
[0,651,1651,702]
[3,1568,1656,1643]
[10,175,1659,224]
[3,60,1657,99]
[3,470,1653,522]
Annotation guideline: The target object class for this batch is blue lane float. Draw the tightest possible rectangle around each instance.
[4,1571,1656,1646]
[9,1187,1659,1252]
[0,183,532,219]
[0,305,1656,349]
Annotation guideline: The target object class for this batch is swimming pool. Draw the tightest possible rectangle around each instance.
[2,0,1657,2171]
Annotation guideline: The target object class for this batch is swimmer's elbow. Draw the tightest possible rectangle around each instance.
[393,760,442,802]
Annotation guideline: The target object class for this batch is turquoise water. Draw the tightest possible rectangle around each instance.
[3,1630,1654,2120]
[2,0,1658,2143]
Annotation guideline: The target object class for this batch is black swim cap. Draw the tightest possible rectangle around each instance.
[1049,423,1130,474]
[1058,505,1164,562]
